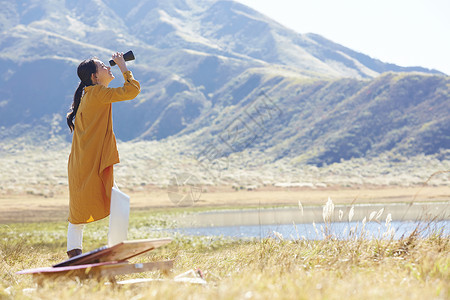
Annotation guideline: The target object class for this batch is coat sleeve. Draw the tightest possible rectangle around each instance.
[96,71,141,104]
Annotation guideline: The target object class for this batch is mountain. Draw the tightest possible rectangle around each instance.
[0,0,448,166]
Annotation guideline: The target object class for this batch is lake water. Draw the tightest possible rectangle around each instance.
[172,220,450,240]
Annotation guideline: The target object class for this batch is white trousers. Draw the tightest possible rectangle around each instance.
[67,222,85,252]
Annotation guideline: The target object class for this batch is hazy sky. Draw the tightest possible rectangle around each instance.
[236,0,450,75]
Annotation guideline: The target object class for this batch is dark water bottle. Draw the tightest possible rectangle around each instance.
[109,50,135,66]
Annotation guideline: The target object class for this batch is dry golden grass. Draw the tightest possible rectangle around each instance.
[1,141,449,197]
[0,220,448,300]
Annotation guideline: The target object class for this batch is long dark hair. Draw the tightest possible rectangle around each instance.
[66,59,97,133]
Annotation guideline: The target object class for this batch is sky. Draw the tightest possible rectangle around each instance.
[236,0,450,75]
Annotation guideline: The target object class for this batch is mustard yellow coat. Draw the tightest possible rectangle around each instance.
[68,71,140,224]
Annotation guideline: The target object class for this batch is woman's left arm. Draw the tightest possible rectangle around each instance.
[96,52,140,103]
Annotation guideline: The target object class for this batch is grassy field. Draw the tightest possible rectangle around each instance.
[1,141,449,198]
[1,142,449,298]
[1,207,448,300]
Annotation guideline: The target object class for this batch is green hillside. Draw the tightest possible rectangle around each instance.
[174,70,449,165]
[0,0,448,167]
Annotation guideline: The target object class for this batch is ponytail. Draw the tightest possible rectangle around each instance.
[66,82,85,133]
[66,58,97,133]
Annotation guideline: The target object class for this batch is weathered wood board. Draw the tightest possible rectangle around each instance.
[16,238,173,280]
[17,260,174,281]
[53,238,172,267]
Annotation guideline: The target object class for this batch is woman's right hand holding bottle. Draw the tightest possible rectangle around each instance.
[112,52,129,73]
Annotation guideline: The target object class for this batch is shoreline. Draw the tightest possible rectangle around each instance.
[177,202,450,228]
[0,185,449,224]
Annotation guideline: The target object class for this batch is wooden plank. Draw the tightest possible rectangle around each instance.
[16,261,120,275]
[17,238,174,283]
[98,260,174,277]
[53,238,172,267]
[18,260,174,282]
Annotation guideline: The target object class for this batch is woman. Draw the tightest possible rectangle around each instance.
[66,52,140,258]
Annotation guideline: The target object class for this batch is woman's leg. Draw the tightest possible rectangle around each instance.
[67,222,85,258]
